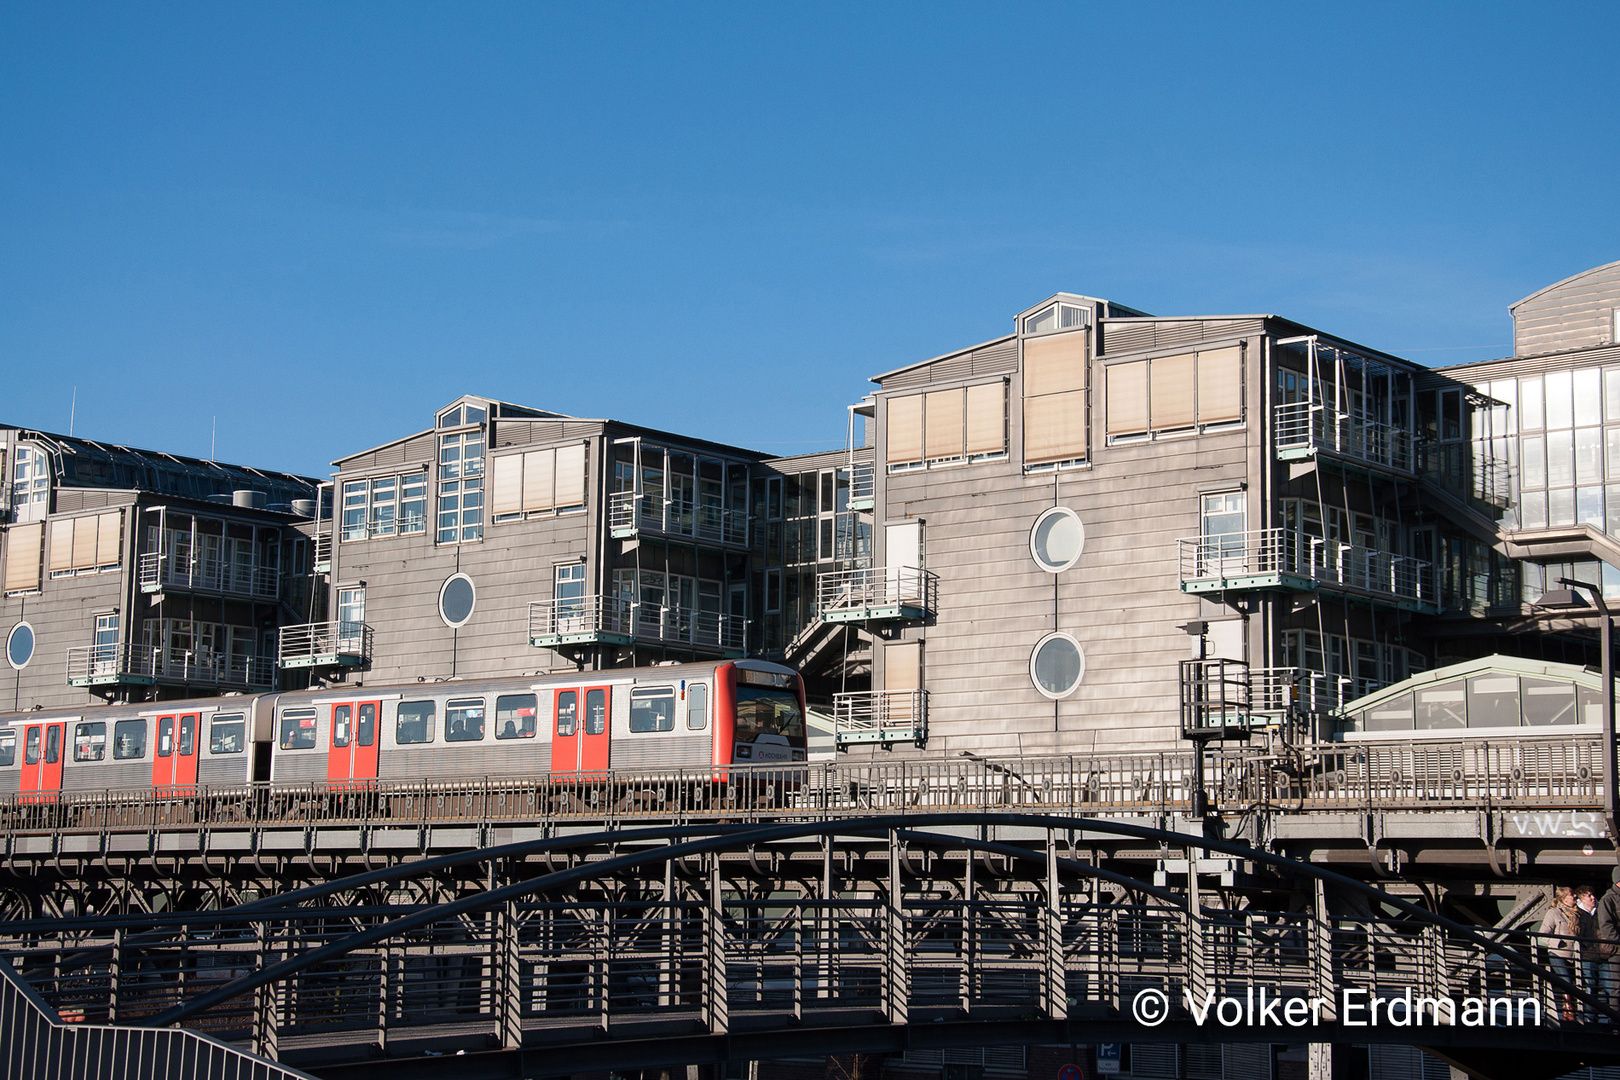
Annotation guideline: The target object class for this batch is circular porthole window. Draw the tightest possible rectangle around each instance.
[438,574,477,629]
[1030,507,1084,573]
[6,622,35,671]
[1029,632,1084,699]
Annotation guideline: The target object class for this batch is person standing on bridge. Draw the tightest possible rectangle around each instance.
[1540,886,1580,1019]
[1576,884,1602,1020]
[1597,866,1620,1020]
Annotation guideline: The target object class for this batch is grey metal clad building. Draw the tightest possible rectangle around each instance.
[0,426,321,711]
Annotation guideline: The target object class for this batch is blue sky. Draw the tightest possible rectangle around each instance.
[3,3,1618,477]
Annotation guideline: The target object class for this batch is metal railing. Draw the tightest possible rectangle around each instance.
[312,532,332,570]
[65,643,159,684]
[277,621,372,668]
[816,565,939,619]
[529,595,746,652]
[848,463,874,507]
[155,649,275,688]
[137,550,279,600]
[1418,441,1514,511]
[1274,400,1415,474]
[1178,528,1436,607]
[529,594,634,641]
[1180,660,1354,739]
[832,689,927,744]
[608,491,748,546]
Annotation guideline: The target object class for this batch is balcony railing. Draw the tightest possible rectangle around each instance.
[608,491,748,546]
[529,595,746,654]
[1274,401,1415,475]
[1418,441,1513,512]
[832,689,927,745]
[848,464,874,510]
[154,650,275,688]
[66,644,159,687]
[1180,659,1354,738]
[278,621,372,669]
[137,551,279,601]
[816,565,938,623]
[1177,528,1438,610]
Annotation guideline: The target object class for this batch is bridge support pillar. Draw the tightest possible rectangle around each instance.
[251,922,281,1062]
[704,855,728,1034]
[499,900,523,1050]
[883,829,908,1025]
[1043,830,1067,1019]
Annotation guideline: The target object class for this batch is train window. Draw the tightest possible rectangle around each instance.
[496,695,537,740]
[25,728,40,765]
[278,709,318,750]
[687,684,709,730]
[0,731,12,767]
[210,714,246,755]
[585,689,607,735]
[157,717,174,757]
[734,686,805,740]
[45,725,60,765]
[630,688,676,733]
[556,692,578,737]
[113,720,146,760]
[357,703,376,747]
[333,705,352,748]
[74,722,106,762]
[178,715,196,756]
[396,701,436,745]
[446,698,486,742]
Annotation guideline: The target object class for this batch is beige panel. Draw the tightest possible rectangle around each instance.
[71,515,97,570]
[924,389,965,460]
[965,382,1005,455]
[5,523,43,593]
[490,453,523,515]
[1022,331,1087,398]
[886,394,924,465]
[884,640,921,691]
[1150,352,1196,430]
[554,444,586,507]
[523,447,556,511]
[1197,345,1243,423]
[95,511,122,567]
[1023,388,1088,464]
[48,518,74,573]
[1107,360,1150,436]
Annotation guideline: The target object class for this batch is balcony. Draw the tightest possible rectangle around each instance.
[1177,529,1439,613]
[66,644,158,688]
[1417,441,1512,513]
[816,566,938,624]
[312,533,332,574]
[847,464,874,511]
[1180,659,1352,738]
[1274,401,1415,477]
[528,595,747,656]
[278,621,372,670]
[137,551,279,601]
[832,689,927,746]
[607,491,748,547]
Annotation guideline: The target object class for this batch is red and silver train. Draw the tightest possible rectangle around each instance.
[0,659,805,800]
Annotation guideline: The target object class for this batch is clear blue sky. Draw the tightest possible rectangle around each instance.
[3,3,1617,477]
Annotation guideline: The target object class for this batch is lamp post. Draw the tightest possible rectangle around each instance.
[1537,580,1618,836]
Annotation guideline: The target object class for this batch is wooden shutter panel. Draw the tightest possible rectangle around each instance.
[5,523,43,593]
[1150,352,1196,430]
[1107,361,1150,436]
[95,511,122,567]
[965,382,1005,455]
[523,448,556,511]
[1022,331,1087,397]
[49,518,74,573]
[884,640,921,722]
[886,395,924,465]
[71,515,97,570]
[554,444,587,507]
[924,390,964,460]
[1023,389,1088,465]
[1197,346,1243,423]
[491,453,523,516]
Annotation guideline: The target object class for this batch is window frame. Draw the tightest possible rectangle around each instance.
[278,708,318,751]
[73,721,107,762]
[395,700,437,745]
[444,697,487,742]
[209,713,247,755]
[112,719,146,760]
[629,687,677,733]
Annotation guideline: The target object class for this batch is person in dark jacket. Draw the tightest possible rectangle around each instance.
[1597,866,1620,1020]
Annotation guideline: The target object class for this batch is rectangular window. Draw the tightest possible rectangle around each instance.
[1149,351,1196,430]
[210,713,246,754]
[4,521,45,594]
[585,688,607,735]
[1196,346,1243,424]
[399,474,428,534]
[1108,346,1243,442]
[496,694,538,739]
[445,697,486,742]
[965,382,1006,458]
[74,721,106,762]
[687,683,709,730]
[630,687,676,732]
[1576,368,1602,428]
[113,720,146,760]
[924,389,965,462]
[556,691,578,736]
[1546,370,1574,430]
[338,586,365,628]
[0,731,12,768]
[490,444,589,522]
[396,700,436,744]
[342,480,368,541]
[1022,329,1088,466]
[765,569,782,613]
[1106,360,1150,437]
[438,432,484,544]
[278,708,318,750]
[370,477,397,537]
[885,394,925,467]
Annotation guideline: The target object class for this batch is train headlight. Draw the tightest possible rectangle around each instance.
[735,745,752,759]
[792,750,805,761]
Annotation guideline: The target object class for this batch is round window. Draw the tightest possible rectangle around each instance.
[1029,632,1084,699]
[1030,507,1084,573]
[6,622,35,671]
[438,574,477,629]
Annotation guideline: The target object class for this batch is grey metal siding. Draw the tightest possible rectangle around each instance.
[611,733,710,770]
[881,339,1018,392]
[1100,318,1268,357]
[1511,261,1620,357]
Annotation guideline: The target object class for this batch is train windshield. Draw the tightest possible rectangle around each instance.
[734,686,805,742]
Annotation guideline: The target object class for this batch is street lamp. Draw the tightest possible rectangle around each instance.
[1536,580,1618,835]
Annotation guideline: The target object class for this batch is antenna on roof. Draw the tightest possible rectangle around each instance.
[69,387,76,436]
[211,416,217,461]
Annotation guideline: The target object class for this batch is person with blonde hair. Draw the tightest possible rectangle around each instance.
[1541,885,1581,1020]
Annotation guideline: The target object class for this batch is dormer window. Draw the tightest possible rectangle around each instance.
[438,403,487,429]
[1023,303,1087,336]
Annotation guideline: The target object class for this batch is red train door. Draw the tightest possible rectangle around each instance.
[326,701,381,784]
[20,722,65,799]
[553,689,580,774]
[151,713,200,790]
[581,686,610,772]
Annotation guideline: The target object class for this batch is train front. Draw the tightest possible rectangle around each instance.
[720,661,808,768]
